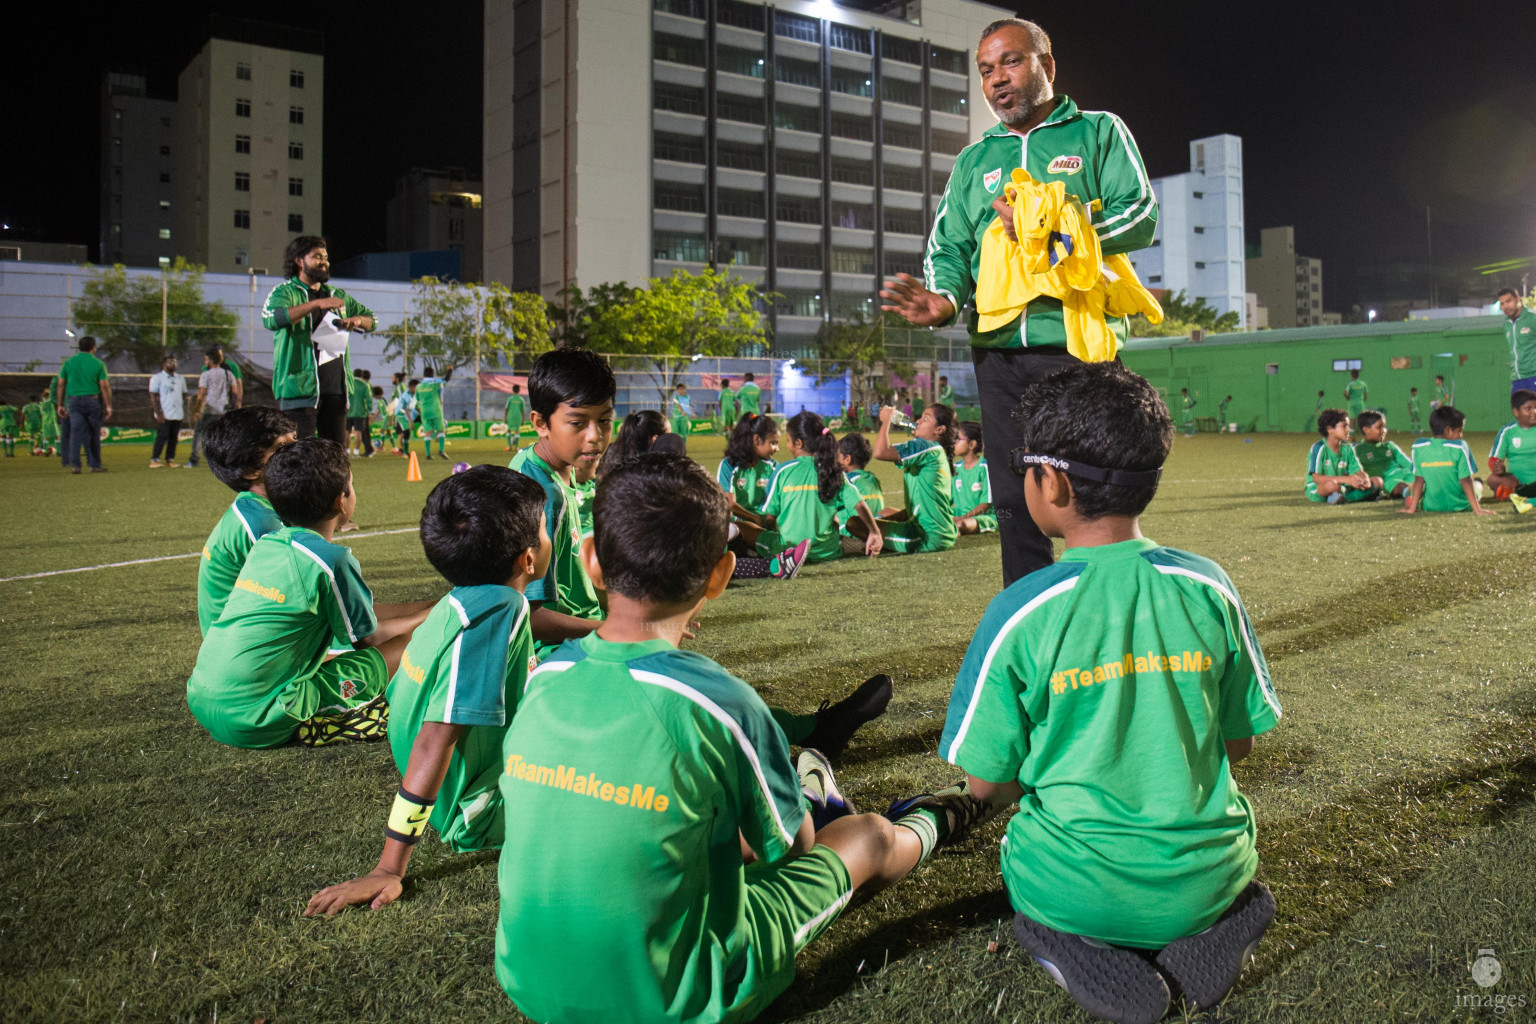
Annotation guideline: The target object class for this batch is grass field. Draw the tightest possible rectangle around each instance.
[3,430,1534,1024]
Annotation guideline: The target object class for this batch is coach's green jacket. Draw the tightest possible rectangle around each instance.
[1506,307,1536,379]
[261,277,375,410]
[924,95,1158,349]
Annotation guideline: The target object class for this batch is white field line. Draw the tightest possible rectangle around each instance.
[0,527,418,583]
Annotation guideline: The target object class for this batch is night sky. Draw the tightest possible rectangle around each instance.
[5,0,1534,311]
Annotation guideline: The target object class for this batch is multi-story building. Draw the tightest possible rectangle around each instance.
[173,17,324,275]
[1245,225,1323,329]
[99,70,179,267]
[387,168,485,282]
[483,0,1008,350]
[1127,134,1245,327]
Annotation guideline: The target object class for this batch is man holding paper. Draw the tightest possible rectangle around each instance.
[261,235,376,443]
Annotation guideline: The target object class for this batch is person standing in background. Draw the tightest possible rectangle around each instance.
[505,383,527,453]
[737,372,761,417]
[186,347,241,468]
[148,353,187,468]
[58,335,112,474]
[937,375,956,408]
[717,377,736,431]
[1498,288,1536,392]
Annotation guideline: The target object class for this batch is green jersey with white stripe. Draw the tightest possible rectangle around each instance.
[924,96,1157,350]
[386,585,534,852]
[496,634,809,1024]
[511,448,601,652]
[952,457,992,514]
[1411,437,1476,512]
[1505,308,1536,378]
[187,526,377,747]
[1490,420,1536,485]
[1304,440,1363,499]
[1353,440,1413,485]
[716,456,776,511]
[760,456,865,563]
[895,439,958,549]
[940,538,1278,948]
[198,492,286,635]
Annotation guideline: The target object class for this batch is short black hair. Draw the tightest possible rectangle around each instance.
[979,17,1051,53]
[203,406,296,492]
[372,386,384,396]
[594,453,729,604]
[838,432,872,468]
[79,336,97,352]
[1434,374,1444,381]
[958,419,984,452]
[264,438,352,526]
[743,371,755,382]
[1014,363,1170,520]
[527,347,616,419]
[1317,409,1349,435]
[1350,369,1360,378]
[1512,389,1536,408]
[1498,287,1519,301]
[1357,410,1385,430]
[205,347,223,365]
[421,465,546,586]
[1430,405,1465,436]
[651,433,688,457]
[1411,387,1418,393]
[285,234,327,277]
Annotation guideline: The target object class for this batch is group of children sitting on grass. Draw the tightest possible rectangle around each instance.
[185,349,1279,1024]
[1306,390,1536,516]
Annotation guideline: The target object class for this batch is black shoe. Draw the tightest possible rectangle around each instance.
[1012,913,1171,1024]
[1154,879,1275,1011]
[70,466,81,474]
[884,781,997,845]
[90,466,108,473]
[801,673,893,757]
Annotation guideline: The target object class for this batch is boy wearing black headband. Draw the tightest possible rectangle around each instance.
[938,362,1281,1024]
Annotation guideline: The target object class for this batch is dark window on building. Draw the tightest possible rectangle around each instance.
[929,45,968,74]
[289,106,304,124]
[160,116,171,127]
[883,164,923,191]
[1149,275,1162,283]
[1193,226,1205,234]
[716,0,764,30]
[776,289,822,317]
[931,129,969,155]
[717,188,765,218]
[235,172,250,192]
[882,121,922,149]
[829,66,871,97]
[655,131,707,164]
[930,167,950,193]
[289,141,304,160]
[718,44,766,78]
[832,201,874,229]
[655,180,706,213]
[1194,261,1206,269]
[880,78,921,107]
[830,112,873,141]
[831,292,875,318]
[654,230,709,262]
[1192,191,1204,198]
[289,177,303,197]
[653,0,704,16]
[884,253,923,278]
[235,134,251,153]
[775,56,820,89]
[288,213,304,232]
[235,63,251,80]
[881,35,921,65]
[828,22,871,54]
[831,247,876,275]
[776,194,822,224]
[656,82,707,116]
[775,148,821,179]
[776,241,823,270]
[159,172,171,183]
[774,104,819,133]
[929,86,967,115]
[883,208,927,234]
[831,157,873,186]
[234,209,250,229]
[654,32,706,67]
[290,69,305,88]
[775,10,819,43]
[235,98,251,118]
[717,139,766,171]
[159,144,171,156]
[718,236,765,266]
[716,92,762,124]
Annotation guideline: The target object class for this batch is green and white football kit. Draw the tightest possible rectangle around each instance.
[718,386,736,428]
[1304,440,1370,502]
[198,491,286,634]
[940,538,1279,948]
[1505,308,1536,382]
[737,381,761,416]
[755,457,867,563]
[671,392,693,437]
[1354,440,1414,494]
[839,469,886,536]
[880,440,958,554]
[1343,379,1368,419]
[572,474,596,541]
[387,585,534,852]
[504,392,526,449]
[953,457,997,532]
[417,376,448,456]
[1490,421,1536,486]
[187,526,387,748]
[1410,437,1477,512]
[716,456,776,513]
[495,634,847,1024]
[510,448,602,657]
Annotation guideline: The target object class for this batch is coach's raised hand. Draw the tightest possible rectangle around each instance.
[879,273,955,328]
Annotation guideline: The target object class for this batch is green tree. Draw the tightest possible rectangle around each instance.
[380,278,553,374]
[548,282,641,350]
[1127,290,1240,339]
[71,259,238,370]
[799,311,914,417]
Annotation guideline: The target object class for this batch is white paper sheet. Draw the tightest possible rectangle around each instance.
[313,312,350,365]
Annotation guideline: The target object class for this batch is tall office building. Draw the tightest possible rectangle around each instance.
[1127,134,1245,327]
[173,17,324,275]
[99,70,179,267]
[1245,226,1323,329]
[484,0,1008,349]
[387,168,485,282]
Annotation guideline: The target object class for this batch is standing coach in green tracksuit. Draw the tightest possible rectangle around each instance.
[261,236,376,444]
[881,17,1157,587]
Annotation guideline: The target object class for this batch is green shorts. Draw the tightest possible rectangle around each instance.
[879,517,954,554]
[191,647,388,749]
[421,415,445,434]
[724,845,853,1023]
[1383,469,1414,493]
[670,414,692,437]
[307,648,390,719]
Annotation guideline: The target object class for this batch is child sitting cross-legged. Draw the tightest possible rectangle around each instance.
[1353,410,1414,501]
[1402,405,1495,516]
[952,420,997,535]
[187,438,433,748]
[1305,409,1377,503]
[744,411,883,566]
[1486,388,1536,508]
[493,452,992,1024]
[942,363,1280,1024]
[305,465,551,916]
[197,407,297,635]
[847,403,958,554]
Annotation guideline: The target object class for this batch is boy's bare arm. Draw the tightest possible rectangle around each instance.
[1224,736,1255,763]
[1464,477,1497,515]
[529,604,601,645]
[356,602,434,648]
[305,721,466,917]
[965,774,1025,808]
[1400,477,1425,513]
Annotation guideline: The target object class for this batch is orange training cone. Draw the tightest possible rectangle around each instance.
[406,451,423,482]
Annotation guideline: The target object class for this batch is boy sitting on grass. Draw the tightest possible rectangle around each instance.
[493,452,991,1024]
[306,466,551,916]
[1403,406,1495,516]
[187,438,433,748]
[509,347,615,658]
[942,363,1279,1024]
[1487,388,1536,506]
[952,420,997,535]
[197,407,297,634]
[1353,411,1414,500]
[1306,409,1377,503]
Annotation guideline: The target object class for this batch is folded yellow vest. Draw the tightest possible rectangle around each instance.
[975,168,1163,362]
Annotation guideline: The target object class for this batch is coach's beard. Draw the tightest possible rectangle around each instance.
[991,76,1054,129]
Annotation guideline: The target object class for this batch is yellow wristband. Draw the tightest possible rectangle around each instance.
[385,787,434,845]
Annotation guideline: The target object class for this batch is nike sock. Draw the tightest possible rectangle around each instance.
[893,808,946,867]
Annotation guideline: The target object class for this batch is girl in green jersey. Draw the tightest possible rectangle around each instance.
[952,420,997,535]
[851,403,958,555]
[717,413,780,521]
[596,409,669,478]
[751,411,882,564]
